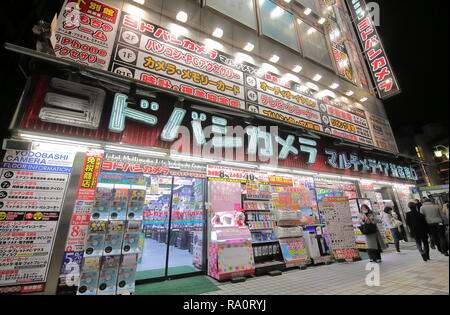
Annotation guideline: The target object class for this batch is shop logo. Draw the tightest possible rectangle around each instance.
[41,78,105,129]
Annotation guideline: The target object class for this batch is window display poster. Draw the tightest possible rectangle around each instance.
[209,180,242,213]
[0,150,75,293]
[318,197,359,260]
[54,0,121,70]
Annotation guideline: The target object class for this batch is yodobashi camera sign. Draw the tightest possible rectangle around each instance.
[346,0,401,100]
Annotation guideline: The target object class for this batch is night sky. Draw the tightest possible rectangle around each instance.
[375,0,449,132]
[0,0,448,140]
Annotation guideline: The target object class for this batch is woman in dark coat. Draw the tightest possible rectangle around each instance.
[406,202,430,261]
[360,204,387,263]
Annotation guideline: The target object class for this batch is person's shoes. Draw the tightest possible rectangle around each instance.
[421,254,428,262]
[444,252,449,257]
[426,253,431,260]
[376,259,382,263]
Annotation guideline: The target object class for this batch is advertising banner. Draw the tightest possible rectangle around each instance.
[54,0,121,70]
[318,197,360,260]
[0,150,74,293]
[345,0,400,99]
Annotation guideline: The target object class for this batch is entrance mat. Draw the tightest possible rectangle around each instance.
[135,276,220,295]
[136,266,197,280]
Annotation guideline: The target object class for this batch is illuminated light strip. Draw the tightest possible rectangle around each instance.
[170,154,218,164]
[219,161,259,169]
[19,133,102,148]
[105,145,167,157]
[291,170,318,176]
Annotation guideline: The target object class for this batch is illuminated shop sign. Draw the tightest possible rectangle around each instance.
[30,78,417,181]
[346,0,400,99]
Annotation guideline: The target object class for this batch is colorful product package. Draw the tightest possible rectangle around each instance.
[110,201,128,220]
[127,201,144,220]
[96,187,113,200]
[91,200,110,221]
[84,234,105,257]
[97,256,121,295]
[77,257,101,296]
[112,188,129,201]
[116,254,138,295]
[129,189,146,201]
[122,233,141,254]
[103,234,123,256]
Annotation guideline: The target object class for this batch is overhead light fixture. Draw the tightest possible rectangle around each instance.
[212,27,224,38]
[176,11,188,23]
[360,97,368,102]
[219,161,258,169]
[304,8,312,15]
[133,0,145,4]
[307,27,316,35]
[283,0,292,3]
[20,133,101,148]
[306,82,319,91]
[297,18,303,24]
[269,55,280,63]
[313,74,322,81]
[243,42,254,52]
[318,17,326,24]
[170,153,218,163]
[260,165,286,172]
[235,52,253,64]
[282,73,300,84]
[106,145,167,157]
[169,23,187,36]
[291,169,318,176]
[345,90,354,96]
[293,65,303,73]
[330,83,339,89]
[204,38,223,50]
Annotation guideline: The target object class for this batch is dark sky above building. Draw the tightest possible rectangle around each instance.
[375,0,449,133]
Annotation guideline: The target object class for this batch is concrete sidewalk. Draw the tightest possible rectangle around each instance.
[203,243,449,295]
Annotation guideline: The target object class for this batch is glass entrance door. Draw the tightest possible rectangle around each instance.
[136,175,206,281]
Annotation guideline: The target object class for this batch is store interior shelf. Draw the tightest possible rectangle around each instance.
[251,240,279,245]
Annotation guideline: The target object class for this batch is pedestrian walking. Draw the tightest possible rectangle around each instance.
[406,202,430,261]
[382,206,402,253]
[420,198,449,256]
[359,204,387,263]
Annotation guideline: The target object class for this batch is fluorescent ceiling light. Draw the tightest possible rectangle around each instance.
[297,18,303,24]
[133,0,145,4]
[269,55,280,63]
[176,11,188,23]
[330,83,339,89]
[318,17,326,24]
[304,8,312,15]
[260,165,286,172]
[20,133,101,148]
[219,161,258,169]
[307,27,316,35]
[170,154,217,163]
[360,97,368,102]
[169,23,187,36]
[282,73,300,84]
[313,74,322,81]
[284,0,292,3]
[345,90,354,96]
[212,27,224,38]
[291,169,317,176]
[106,145,167,157]
[293,65,303,73]
[243,42,254,52]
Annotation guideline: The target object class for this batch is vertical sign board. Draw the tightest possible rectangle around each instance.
[0,150,75,294]
[345,0,401,99]
[54,0,121,70]
[57,149,104,295]
[318,197,360,260]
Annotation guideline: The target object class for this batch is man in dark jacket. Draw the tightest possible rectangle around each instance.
[407,202,430,261]
[420,198,449,256]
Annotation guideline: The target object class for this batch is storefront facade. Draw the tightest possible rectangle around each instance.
[1,0,418,295]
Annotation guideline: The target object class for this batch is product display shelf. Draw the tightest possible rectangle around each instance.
[243,184,285,276]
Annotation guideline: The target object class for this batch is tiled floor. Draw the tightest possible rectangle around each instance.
[202,243,449,295]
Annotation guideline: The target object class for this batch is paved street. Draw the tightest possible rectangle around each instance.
[203,243,449,295]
